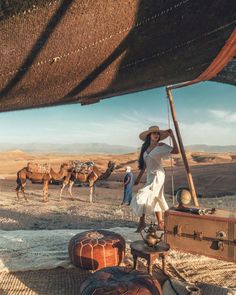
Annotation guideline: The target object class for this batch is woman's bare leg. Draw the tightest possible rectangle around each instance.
[155,211,164,230]
[135,214,146,232]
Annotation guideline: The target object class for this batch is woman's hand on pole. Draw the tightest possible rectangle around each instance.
[167,128,173,136]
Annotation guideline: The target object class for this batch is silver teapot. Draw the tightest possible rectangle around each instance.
[140,222,164,247]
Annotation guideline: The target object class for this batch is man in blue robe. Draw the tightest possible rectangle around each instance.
[121,166,134,205]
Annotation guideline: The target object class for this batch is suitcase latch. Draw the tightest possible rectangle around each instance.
[216,231,226,239]
[213,231,226,251]
[173,225,182,236]
[211,240,224,251]
[217,241,224,251]
[193,231,203,241]
[210,231,226,251]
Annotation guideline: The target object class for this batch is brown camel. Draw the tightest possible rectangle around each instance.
[60,161,116,202]
[16,163,70,202]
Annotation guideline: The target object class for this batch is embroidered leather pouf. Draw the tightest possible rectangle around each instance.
[79,266,162,295]
[68,230,126,270]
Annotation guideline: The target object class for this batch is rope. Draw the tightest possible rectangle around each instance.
[166,94,175,205]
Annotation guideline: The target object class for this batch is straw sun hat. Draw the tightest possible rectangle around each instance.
[139,125,169,141]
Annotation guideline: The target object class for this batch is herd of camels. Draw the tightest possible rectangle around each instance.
[16,161,116,203]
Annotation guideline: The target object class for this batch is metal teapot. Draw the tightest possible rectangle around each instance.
[140,222,164,247]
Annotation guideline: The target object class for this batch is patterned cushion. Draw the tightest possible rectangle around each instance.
[68,230,126,270]
[79,266,162,295]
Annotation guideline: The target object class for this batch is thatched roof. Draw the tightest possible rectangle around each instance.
[0,0,236,112]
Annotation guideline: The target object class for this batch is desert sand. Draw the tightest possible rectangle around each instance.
[0,149,235,229]
[0,150,236,292]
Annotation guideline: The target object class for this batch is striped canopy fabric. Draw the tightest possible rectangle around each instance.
[0,0,236,112]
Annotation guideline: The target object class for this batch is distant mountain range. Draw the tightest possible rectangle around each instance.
[0,143,137,154]
[0,143,235,154]
[185,145,236,153]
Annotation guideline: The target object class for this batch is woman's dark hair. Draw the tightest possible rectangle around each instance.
[138,132,160,170]
[138,134,151,170]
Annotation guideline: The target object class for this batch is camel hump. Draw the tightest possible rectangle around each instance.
[27,162,51,174]
[72,160,95,173]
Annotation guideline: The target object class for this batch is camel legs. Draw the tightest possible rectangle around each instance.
[43,180,49,202]
[16,180,28,201]
[16,183,21,200]
[89,185,94,203]
[68,180,75,199]
[93,184,97,197]
[59,179,75,201]
[21,182,28,201]
[59,180,69,201]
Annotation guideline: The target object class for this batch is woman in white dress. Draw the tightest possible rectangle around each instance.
[130,126,179,232]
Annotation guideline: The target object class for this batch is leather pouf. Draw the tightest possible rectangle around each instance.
[79,266,162,295]
[68,230,126,270]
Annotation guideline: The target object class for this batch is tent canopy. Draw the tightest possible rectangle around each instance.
[0,0,236,112]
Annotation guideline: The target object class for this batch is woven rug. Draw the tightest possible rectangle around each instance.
[0,228,236,291]
[162,279,235,295]
[165,250,236,289]
[0,268,90,295]
[1,267,235,295]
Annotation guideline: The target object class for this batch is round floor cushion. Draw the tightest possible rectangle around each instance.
[68,230,126,270]
[79,266,162,295]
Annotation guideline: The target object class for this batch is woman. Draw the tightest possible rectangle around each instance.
[130,125,179,232]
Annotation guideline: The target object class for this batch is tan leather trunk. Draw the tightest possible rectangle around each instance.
[164,208,236,262]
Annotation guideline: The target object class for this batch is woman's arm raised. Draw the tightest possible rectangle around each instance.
[168,129,179,154]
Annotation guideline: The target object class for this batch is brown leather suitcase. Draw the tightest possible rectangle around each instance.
[164,208,236,262]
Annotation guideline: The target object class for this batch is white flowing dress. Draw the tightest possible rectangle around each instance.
[130,143,172,217]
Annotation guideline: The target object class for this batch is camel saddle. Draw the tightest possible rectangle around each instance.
[72,161,94,174]
[27,162,51,174]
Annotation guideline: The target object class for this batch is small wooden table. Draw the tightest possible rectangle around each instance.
[130,240,170,275]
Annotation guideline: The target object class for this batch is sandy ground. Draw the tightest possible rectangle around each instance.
[0,151,236,291]
[0,181,236,290]
[0,150,235,229]
[0,177,139,230]
[0,174,236,231]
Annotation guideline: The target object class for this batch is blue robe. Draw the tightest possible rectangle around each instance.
[123,172,134,204]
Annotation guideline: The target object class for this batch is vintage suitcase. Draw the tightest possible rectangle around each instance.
[164,208,236,262]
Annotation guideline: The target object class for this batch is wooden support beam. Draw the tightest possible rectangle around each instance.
[166,87,199,207]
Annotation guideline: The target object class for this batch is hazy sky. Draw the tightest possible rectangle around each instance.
[0,81,235,147]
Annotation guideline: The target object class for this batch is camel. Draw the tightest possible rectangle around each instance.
[16,163,70,202]
[60,161,116,202]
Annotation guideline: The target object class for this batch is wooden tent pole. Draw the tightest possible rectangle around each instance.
[166,87,199,207]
